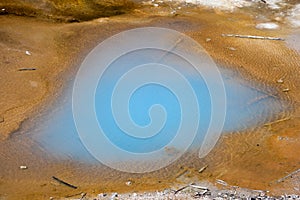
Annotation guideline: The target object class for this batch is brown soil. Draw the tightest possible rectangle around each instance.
[0,4,299,200]
[0,0,136,22]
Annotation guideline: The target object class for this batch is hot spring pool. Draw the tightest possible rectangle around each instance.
[28,28,287,172]
[29,66,285,165]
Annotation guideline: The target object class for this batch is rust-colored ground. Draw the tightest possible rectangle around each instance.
[0,4,299,199]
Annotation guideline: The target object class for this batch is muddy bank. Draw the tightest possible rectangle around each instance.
[0,0,136,22]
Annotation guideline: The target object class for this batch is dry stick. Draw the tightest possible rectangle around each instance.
[80,193,87,200]
[264,116,291,126]
[174,185,189,194]
[175,169,189,178]
[198,165,208,173]
[189,184,208,190]
[17,68,37,71]
[276,169,300,183]
[158,37,184,62]
[52,176,78,189]
[216,179,228,186]
[233,76,279,100]
[65,192,83,198]
[247,94,271,106]
[174,183,209,194]
[222,34,285,41]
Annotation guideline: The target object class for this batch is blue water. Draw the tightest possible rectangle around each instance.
[29,49,285,163]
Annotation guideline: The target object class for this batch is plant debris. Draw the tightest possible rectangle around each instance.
[222,34,285,41]
[17,68,37,71]
[52,176,78,189]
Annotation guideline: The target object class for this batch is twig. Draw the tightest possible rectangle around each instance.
[247,94,270,106]
[80,193,87,200]
[193,189,209,197]
[17,68,37,71]
[52,176,78,189]
[65,192,83,198]
[175,169,189,178]
[198,165,208,173]
[159,37,183,62]
[189,184,208,190]
[174,183,209,194]
[222,34,284,41]
[174,185,189,194]
[276,169,300,183]
[216,179,228,186]
[264,117,291,126]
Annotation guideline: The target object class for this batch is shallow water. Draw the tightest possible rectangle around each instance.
[286,31,300,53]
[28,58,285,167]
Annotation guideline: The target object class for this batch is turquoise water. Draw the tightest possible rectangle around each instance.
[30,61,285,163]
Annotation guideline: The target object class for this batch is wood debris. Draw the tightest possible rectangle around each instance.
[17,68,37,71]
[264,116,291,126]
[65,192,83,198]
[174,185,189,194]
[175,168,189,178]
[198,165,208,173]
[80,192,87,200]
[52,176,78,189]
[222,34,284,41]
[282,88,290,92]
[216,179,228,186]
[276,169,300,183]
[189,184,208,190]
[174,183,209,195]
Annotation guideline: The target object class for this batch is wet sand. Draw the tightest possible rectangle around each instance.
[0,4,300,199]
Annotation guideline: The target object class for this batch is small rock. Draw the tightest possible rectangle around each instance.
[29,81,38,87]
[25,50,31,56]
[277,78,284,83]
[228,47,236,51]
[20,165,28,170]
[0,116,4,123]
[1,8,5,11]
[282,88,290,92]
[259,192,266,196]
[98,193,107,198]
[110,192,118,200]
[96,18,109,23]
[171,10,176,15]
[256,22,279,30]
[206,38,211,42]
[125,181,132,186]
[163,189,171,195]
[153,3,159,7]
